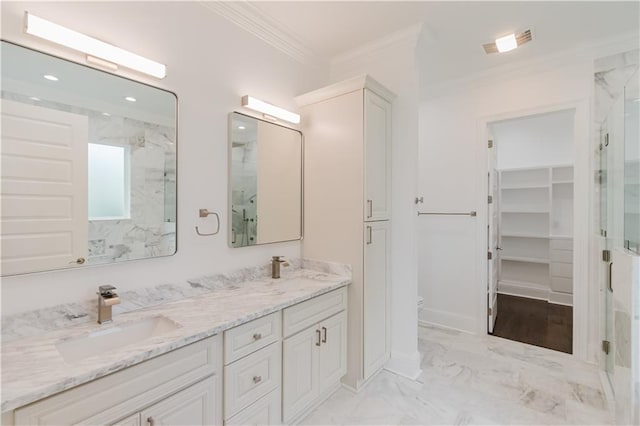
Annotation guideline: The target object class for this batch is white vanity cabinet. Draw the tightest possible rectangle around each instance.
[297,75,394,389]
[364,88,392,222]
[282,288,347,423]
[13,335,223,426]
[363,221,390,379]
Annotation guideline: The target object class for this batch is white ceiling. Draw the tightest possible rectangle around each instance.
[247,1,640,84]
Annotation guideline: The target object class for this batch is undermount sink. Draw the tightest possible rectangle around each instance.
[56,316,181,363]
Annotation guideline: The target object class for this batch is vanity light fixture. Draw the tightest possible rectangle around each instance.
[483,29,532,54]
[241,95,300,124]
[43,74,58,81]
[24,12,167,79]
[125,96,137,102]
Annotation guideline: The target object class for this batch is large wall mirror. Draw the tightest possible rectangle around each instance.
[229,112,302,247]
[1,41,177,276]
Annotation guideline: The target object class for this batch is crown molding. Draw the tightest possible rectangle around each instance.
[331,23,430,68]
[199,1,319,65]
[295,74,396,106]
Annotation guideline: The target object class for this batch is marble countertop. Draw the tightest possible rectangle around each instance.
[1,267,350,412]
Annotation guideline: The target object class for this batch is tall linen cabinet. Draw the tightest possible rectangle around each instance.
[296,75,394,389]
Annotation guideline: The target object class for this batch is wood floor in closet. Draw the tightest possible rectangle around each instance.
[492,294,573,354]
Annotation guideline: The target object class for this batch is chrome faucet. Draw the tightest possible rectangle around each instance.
[271,256,289,279]
[97,285,120,324]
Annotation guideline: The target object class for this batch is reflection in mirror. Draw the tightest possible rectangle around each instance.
[624,69,639,253]
[229,113,302,247]
[1,41,177,276]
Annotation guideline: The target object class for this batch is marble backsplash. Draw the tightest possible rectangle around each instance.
[1,258,350,343]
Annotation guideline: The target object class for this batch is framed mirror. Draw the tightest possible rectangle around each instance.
[1,41,177,276]
[229,112,302,247]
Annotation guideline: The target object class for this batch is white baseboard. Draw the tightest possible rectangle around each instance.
[548,291,573,306]
[384,350,422,380]
[498,281,573,306]
[418,308,477,333]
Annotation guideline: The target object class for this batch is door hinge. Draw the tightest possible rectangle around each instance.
[599,143,603,151]
[488,307,493,316]
[488,139,493,148]
[602,249,611,262]
[487,251,493,260]
[602,340,610,354]
[488,195,493,204]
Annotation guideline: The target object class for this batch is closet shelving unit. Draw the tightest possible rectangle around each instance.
[498,164,574,305]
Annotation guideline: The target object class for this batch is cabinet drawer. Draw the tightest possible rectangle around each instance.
[224,342,281,419]
[550,249,573,263]
[551,276,573,293]
[550,239,573,250]
[550,262,573,278]
[225,389,281,426]
[283,287,347,338]
[224,312,281,365]
[15,335,221,426]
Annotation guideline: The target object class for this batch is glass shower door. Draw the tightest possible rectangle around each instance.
[600,120,615,385]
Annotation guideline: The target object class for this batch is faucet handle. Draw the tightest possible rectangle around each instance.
[98,285,117,297]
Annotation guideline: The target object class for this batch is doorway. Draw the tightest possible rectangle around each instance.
[486,109,576,354]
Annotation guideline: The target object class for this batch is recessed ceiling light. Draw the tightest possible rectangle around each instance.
[495,34,518,53]
[43,74,58,81]
[102,112,111,116]
[238,125,246,130]
[125,96,137,102]
[29,96,41,101]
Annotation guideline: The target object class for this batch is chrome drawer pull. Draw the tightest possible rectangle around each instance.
[316,329,321,346]
[322,326,327,343]
[147,417,155,426]
[253,332,262,341]
[253,375,262,384]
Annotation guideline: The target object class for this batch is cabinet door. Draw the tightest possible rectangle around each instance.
[282,326,319,423]
[363,221,390,379]
[112,413,141,426]
[364,89,391,222]
[140,376,218,426]
[318,311,347,394]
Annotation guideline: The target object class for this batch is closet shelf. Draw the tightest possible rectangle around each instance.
[552,180,574,184]
[501,256,549,264]
[501,210,549,214]
[501,233,550,239]
[501,185,549,190]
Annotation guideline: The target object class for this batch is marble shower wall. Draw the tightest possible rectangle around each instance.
[87,114,177,264]
[593,49,640,425]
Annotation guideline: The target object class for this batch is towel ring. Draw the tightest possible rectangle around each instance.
[195,209,220,236]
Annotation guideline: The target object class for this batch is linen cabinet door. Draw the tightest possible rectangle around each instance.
[140,376,218,426]
[111,413,141,426]
[364,89,391,222]
[318,311,347,394]
[363,221,390,380]
[282,326,320,423]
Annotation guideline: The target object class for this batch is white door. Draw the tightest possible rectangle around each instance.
[140,376,217,426]
[282,326,319,423]
[363,221,390,379]
[318,311,347,393]
[1,99,88,275]
[487,137,499,333]
[364,89,391,221]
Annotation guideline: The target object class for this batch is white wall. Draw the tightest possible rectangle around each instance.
[0,2,328,315]
[493,109,575,170]
[417,56,595,360]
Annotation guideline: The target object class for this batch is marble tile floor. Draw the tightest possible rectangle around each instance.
[300,325,613,425]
